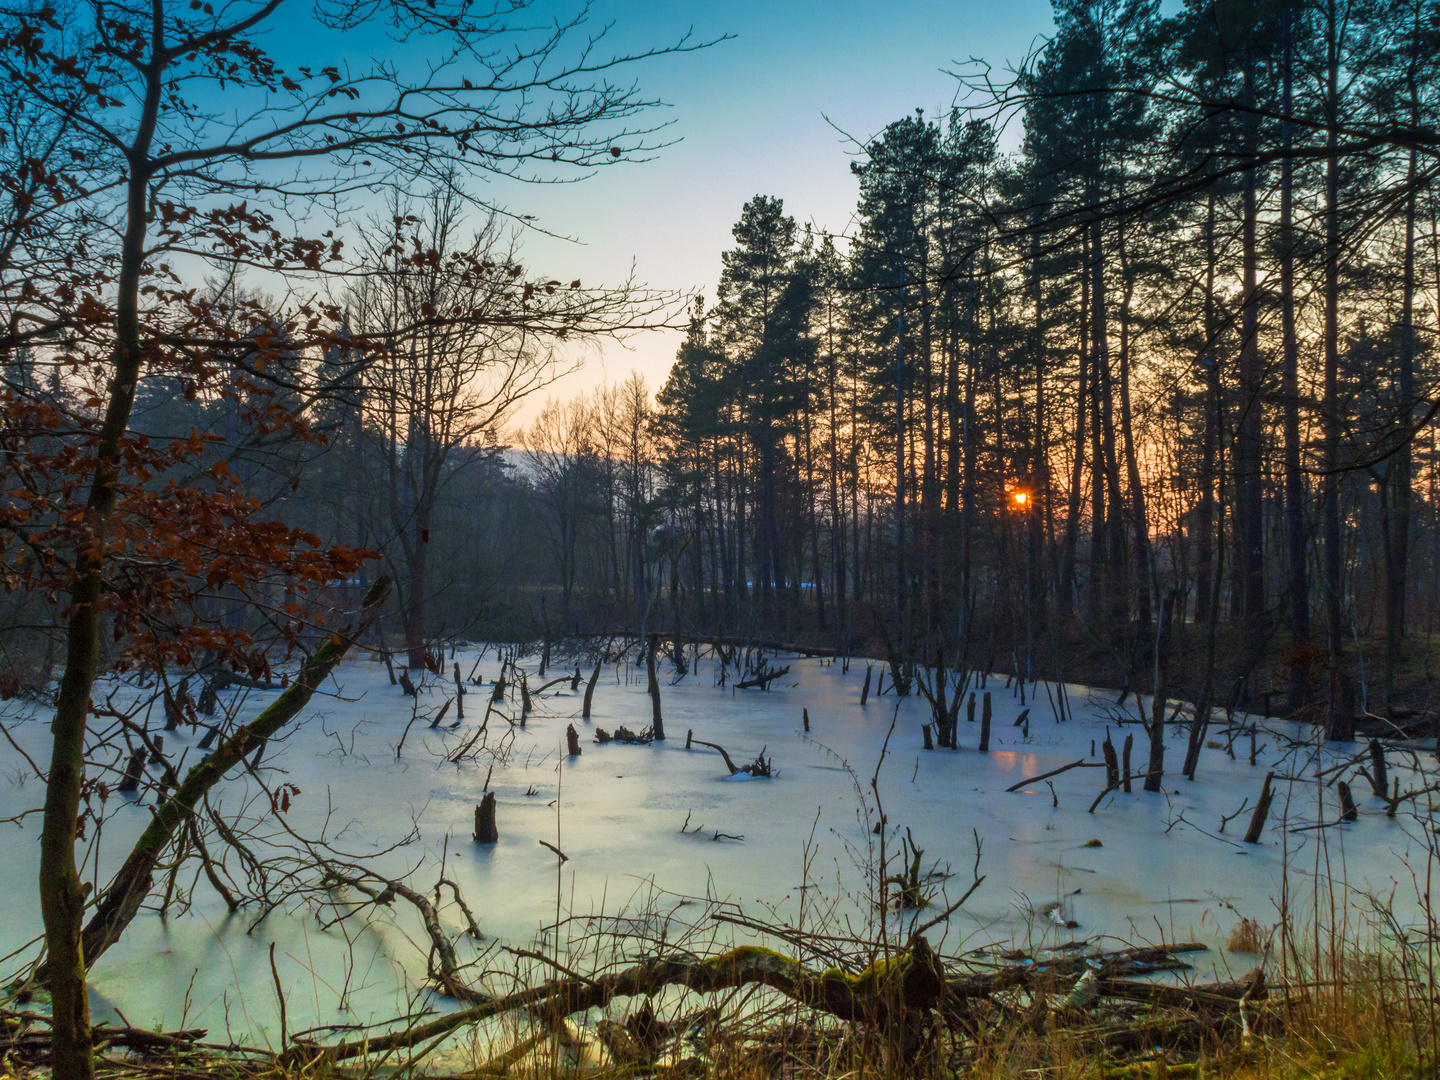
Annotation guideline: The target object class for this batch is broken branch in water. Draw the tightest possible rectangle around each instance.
[1006,758,1106,792]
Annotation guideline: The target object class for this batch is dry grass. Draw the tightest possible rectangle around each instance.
[1226,917,1269,954]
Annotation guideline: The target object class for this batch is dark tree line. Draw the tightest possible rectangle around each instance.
[450,0,1440,743]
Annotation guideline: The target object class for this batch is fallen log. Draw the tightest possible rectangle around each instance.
[737,664,790,691]
[312,933,948,1062]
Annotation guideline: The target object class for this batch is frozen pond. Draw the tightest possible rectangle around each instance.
[0,647,1434,1048]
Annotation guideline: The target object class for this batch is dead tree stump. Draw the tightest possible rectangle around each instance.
[1122,734,1134,793]
[475,792,499,844]
[1244,772,1276,844]
[860,665,872,705]
[197,679,217,716]
[429,699,452,729]
[967,692,976,723]
[566,724,582,757]
[583,661,601,719]
[922,724,934,750]
[1368,739,1387,797]
[163,678,187,731]
[1337,780,1358,822]
[147,736,165,765]
[1102,729,1120,789]
[398,669,417,697]
[454,663,464,720]
[117,748,147,793]
[646,633,665,740]
[979,692,992,752]
[803,708,810,732]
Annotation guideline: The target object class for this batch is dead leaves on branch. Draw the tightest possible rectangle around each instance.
[0,388,375,675]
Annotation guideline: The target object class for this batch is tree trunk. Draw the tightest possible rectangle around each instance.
[1281,15,1309,717]
[69,579,390,975]
[1196,194,1219,624]
[1323,0,1352,741]
[1238,52,1265,629]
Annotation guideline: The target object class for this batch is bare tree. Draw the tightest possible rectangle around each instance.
[0,0,708,1074]
[520,394,601,618]
[348,185,666,666]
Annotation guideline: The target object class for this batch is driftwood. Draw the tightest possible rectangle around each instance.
[595,725,653,745]
[686,732,773,777]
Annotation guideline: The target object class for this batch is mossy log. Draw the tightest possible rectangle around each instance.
[314,933,948,1063]
[309,937,1211,1065]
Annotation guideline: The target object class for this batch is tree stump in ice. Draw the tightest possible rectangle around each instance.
[646,633,665,740]
[1368,739,1387,796]
[117,748,147,794]
[860,665,872,705]
[1102,729,1120,789]
[398,669,417,697]
[474,792,499,844]
[979,692,992,752]
[583,661,601,719]
[1244,772,1275,844]
[1337,780,1358,822]
[566,723,582,757]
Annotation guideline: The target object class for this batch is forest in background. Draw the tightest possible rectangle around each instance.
[9,0,1440,740]
[8,2,1440,1077]
[152,0,1440,740]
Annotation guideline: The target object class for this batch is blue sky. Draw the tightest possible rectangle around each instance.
[340,0,1059,415]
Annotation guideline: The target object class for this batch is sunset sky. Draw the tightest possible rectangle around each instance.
[488,0,1057,419]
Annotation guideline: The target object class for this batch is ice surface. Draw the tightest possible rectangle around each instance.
[0,650,1432,1048]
